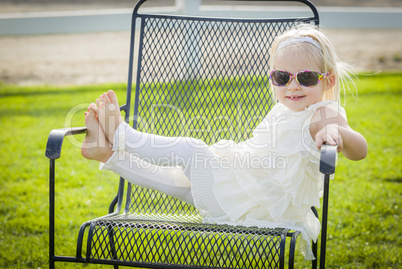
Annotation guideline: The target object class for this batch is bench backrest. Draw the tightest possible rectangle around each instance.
[122,0,319,220]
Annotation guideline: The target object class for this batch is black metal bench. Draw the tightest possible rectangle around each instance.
[46,1,336,268]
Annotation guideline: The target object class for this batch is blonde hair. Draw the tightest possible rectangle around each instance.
[269,24,355,104]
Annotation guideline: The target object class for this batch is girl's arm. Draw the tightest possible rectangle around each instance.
[310,107,367,161]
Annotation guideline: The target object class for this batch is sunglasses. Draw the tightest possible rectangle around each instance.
[270,70,329,87]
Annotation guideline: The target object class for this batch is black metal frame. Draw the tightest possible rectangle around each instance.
[46,1,336,268]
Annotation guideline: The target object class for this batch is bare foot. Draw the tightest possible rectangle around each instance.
[97,90,123,145]
[81,105,113,163]
[88,102,98,118]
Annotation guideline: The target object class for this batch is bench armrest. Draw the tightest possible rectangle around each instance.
[45,127,87,160]
[319,144,337,175]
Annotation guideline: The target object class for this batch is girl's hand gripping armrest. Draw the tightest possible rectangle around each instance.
[310,107,367,161]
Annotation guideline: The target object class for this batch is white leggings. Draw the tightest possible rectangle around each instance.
[101,122,209,205]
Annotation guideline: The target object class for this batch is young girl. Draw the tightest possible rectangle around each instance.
[81,25,367,260]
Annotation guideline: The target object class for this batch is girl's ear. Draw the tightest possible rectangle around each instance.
[325,73,336,91]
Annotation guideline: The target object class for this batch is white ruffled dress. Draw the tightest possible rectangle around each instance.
[189,100,346,260]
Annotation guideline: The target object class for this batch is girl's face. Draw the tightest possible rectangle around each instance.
[272,48,332,111]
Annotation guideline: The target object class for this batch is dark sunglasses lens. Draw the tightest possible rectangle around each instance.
[297,71,319,86]
[272,71,290,86]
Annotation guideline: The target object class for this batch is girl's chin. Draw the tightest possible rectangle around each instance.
[283,101,309,112]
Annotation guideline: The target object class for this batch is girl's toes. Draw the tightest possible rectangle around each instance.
[88,103,99,115]
[103,92,111,104]
[99,96,106,108]
[107,90,119,104]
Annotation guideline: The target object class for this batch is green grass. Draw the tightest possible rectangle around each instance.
[0,72,401,268]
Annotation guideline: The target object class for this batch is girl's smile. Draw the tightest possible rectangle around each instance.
[286,95,305,101]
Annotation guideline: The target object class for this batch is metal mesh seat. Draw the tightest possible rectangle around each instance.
[87,217,286,268]
[46,1,339,269]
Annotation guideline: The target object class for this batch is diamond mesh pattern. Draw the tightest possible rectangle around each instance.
[84,13,315,268]
[90,217,285,269]
[129,17,309,217]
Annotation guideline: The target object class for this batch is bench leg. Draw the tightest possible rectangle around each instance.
[312,241,318,269]
[288,232,299,269]
[49,159,56,269]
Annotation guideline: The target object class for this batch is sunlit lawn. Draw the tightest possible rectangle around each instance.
[0,72,401,268]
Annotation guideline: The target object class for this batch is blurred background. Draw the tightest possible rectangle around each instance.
[1,0,402,12]
[0,0,401,86]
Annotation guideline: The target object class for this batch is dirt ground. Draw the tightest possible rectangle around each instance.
[1,0,402,13]
[0,0,401,86]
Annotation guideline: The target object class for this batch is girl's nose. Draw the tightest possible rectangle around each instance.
[287,77,301,91]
